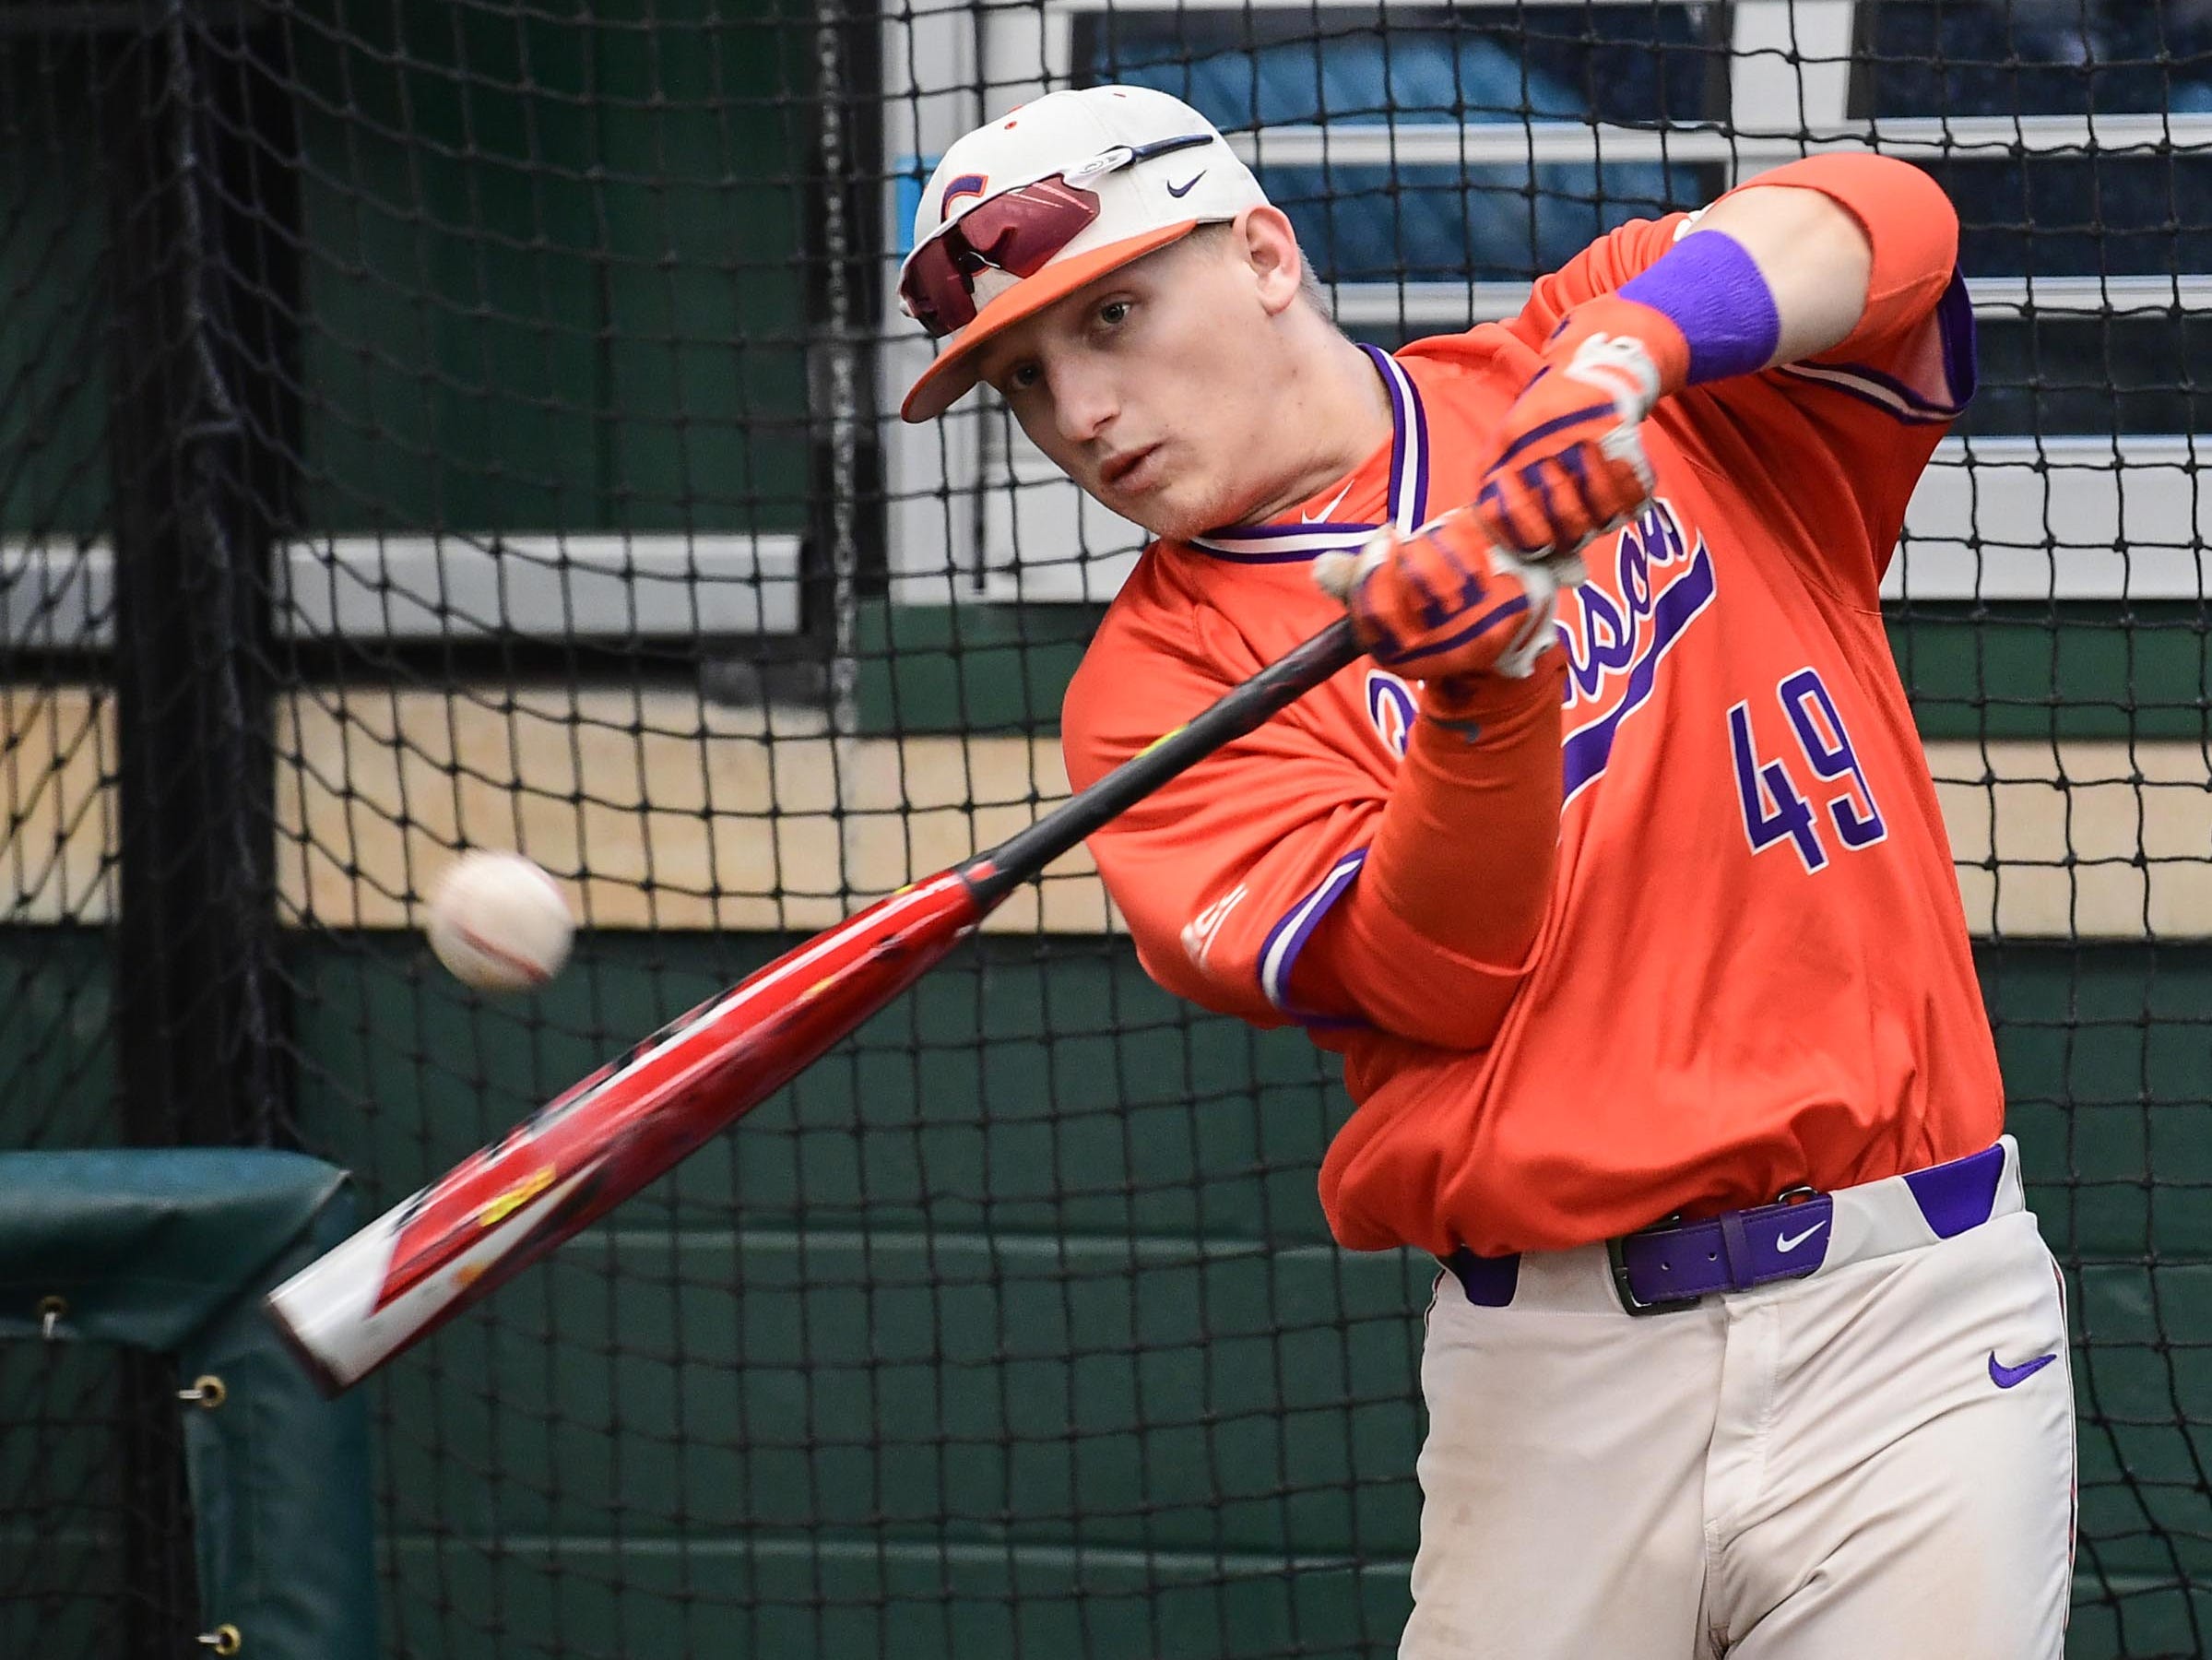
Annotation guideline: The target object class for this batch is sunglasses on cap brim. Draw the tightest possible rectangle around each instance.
[898,133,1216,338]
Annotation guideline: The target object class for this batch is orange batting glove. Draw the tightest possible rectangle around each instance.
[1312,504,1583,682]
[1473,295,1693,560]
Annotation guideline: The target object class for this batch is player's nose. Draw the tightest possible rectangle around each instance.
[1050,361,1120,446]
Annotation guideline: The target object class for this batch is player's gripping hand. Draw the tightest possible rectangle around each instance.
[1473,294,1693,561]
[1312,505,1583,682]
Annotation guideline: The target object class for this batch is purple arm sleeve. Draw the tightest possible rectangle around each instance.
[1617,229,1782,385]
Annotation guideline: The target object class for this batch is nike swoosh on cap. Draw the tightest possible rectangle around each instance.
[1989,1351,2058,1389]
[1166,172,1206,198]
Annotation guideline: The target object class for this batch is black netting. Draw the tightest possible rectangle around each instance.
[0,1340,199,1655]
[0,0,2206,1655]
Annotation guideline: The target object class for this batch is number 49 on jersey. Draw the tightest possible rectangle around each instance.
[1729,667,1886,873]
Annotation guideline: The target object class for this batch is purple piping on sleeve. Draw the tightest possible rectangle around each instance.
[1258,850,1367,1015]
[1934,266,1978,409]
[1769,265,1977,424]
[1771,365,1959,424]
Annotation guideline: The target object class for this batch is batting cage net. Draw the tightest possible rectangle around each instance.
[0,1,2206,1655]
[0,1342,198,1655]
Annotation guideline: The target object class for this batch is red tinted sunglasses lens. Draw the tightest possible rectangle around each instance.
[957,177,1101,276]
[900,236,976,337]
[901,176,1103,338]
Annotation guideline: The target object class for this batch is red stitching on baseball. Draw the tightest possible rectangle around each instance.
[454,921,553,985]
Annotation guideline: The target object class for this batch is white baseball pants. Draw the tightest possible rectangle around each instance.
[1399,1144,2076,1659]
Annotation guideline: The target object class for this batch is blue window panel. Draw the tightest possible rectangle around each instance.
[1258,161,1700,283]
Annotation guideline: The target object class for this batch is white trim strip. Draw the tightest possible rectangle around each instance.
[1045,0,1669,9]
[1329,274,2212,328]
[927,435,2212,606]
[1776,362,1958,424]
[1229,113,2212,171]
[1889,436,2212,602]
[0,533,804,648]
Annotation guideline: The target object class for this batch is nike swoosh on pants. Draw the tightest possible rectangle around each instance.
[1989,1351,2058,1389]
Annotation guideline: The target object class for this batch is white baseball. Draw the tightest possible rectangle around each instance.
[425,850,574,991]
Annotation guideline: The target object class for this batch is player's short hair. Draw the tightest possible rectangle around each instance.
[1187,220,1337,326]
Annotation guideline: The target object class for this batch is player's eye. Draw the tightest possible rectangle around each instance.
[1095,298,1131,329]
[1003,362,1041,394]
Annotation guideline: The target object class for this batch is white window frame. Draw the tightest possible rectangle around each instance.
[0,533,804,651]
[881,0,2212,606]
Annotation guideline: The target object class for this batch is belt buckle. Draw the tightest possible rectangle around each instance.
[1606,1219,1705,1318]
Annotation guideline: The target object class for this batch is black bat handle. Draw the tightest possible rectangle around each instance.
[959,617,1364,909]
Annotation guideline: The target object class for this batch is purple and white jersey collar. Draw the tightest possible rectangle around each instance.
[1186,344,1431,563]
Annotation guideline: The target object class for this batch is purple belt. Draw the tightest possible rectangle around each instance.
[1442,1142,2011,1317]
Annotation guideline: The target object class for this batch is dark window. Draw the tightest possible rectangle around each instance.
[1853,1,2212,118]
[1072,6,1728,282]
[1853,1,2212,436]
[1961,314,2212,438]
[1910,156,2212,279]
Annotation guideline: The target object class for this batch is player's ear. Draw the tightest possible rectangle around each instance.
[1234,207,1307,317]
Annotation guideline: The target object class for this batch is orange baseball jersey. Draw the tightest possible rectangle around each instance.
[1061,178,2003,1258]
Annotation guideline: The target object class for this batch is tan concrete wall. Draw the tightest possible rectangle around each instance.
[5,686,2206,939]
[1931,740,2212,940]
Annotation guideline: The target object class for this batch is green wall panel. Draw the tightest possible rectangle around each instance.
[0,1340,133,1660]
[857,603,1108,737]
[287,933,1348,1245]
[287,0,810,536]
[367,1233,1426,1554]
[0,41,113,539]
[1894,606,2212,742]
[0,929,113,1148]
[377,1534,1411,1660]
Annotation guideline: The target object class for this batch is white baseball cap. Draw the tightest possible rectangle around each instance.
[897,85,1269,422]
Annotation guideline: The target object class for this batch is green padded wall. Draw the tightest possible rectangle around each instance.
[0,933,2204,1656]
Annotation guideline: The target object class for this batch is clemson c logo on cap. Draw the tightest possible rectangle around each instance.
[940,173,988,215]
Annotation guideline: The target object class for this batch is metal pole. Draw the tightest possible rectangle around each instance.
[105,7,298,1153]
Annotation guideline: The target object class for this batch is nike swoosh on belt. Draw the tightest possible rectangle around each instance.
[1775,1220,1828,1253]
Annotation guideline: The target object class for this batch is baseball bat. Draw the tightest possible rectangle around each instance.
[265,618,1363,1394]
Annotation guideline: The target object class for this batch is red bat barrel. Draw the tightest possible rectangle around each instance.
[264,872,987,1394]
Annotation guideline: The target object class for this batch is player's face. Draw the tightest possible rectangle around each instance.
[973,222,1307,541]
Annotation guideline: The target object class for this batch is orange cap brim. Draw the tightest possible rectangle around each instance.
[899,221,1200,423]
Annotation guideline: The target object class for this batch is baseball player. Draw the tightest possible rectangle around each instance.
[897,85,2076,1657]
